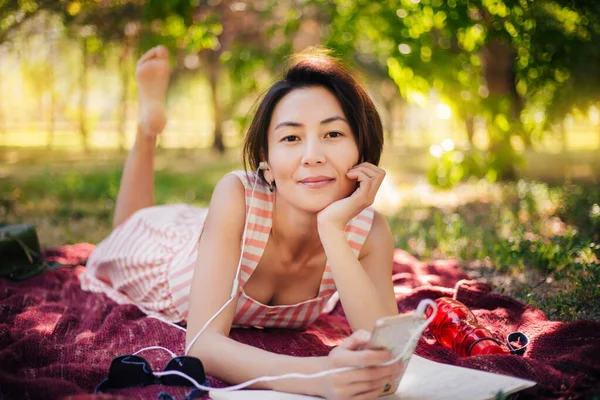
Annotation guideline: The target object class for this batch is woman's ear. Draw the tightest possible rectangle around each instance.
[263,166,274,184]
[259,150,273,183]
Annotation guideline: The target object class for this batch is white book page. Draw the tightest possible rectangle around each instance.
[209,355,536,400]
[388,355,536,400]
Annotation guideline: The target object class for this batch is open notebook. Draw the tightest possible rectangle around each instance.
[209,355,536,400]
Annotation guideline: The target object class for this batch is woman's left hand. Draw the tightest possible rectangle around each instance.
[317,163,385,232]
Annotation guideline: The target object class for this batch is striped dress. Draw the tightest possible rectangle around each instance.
[79,170,374,329]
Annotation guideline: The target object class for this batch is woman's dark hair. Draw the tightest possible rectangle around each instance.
[243,47,384,181]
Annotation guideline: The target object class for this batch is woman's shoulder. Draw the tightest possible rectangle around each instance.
[228,170,265,188]
[359,209,393,257]
[226,170,273,200]
[210,172,247,208]
[368,210,391,239]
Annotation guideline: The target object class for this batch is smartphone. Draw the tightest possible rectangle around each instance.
[367,311,428,396]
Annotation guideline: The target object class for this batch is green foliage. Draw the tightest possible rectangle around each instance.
[427,138,525,187]
[388,179,600,321]
[0,0,68,43]
[5,1,600,175]
[313,0,600,183]
[556,184,600,239]
[144,0,195,26]
[427,149,486,188]
[140,1,223,54]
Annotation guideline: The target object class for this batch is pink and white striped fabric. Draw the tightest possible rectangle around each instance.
[79,170,374,329]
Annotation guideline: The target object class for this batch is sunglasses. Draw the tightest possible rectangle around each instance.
[95,354,209,392]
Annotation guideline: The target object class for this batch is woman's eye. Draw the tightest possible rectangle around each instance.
[326,131,343,138]
[282,135,299,142]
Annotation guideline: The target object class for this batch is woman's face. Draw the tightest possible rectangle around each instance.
[265,85,360,213]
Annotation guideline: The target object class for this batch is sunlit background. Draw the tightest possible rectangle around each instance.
[1,1,600,158]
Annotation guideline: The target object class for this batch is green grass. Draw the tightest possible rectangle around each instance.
[1,146,598,322]
[0,147,241,245]
[387,179,600,322]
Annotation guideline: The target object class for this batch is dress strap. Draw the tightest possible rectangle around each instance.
[228,171,273,287]
[345,206,375,256]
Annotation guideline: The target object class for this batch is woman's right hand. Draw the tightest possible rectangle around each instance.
[317,330,403,400]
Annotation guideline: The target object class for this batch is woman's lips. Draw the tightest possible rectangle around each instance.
[300,177,334,188]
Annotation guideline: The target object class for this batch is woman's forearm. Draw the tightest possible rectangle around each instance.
[191,331,326,395]
[319,227,394,332]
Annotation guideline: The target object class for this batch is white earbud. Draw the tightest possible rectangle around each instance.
[258,161,268,170]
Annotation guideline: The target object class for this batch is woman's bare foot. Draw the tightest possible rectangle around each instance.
[135,45,170,139]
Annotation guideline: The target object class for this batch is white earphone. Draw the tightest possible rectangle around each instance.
[258,161,268,170]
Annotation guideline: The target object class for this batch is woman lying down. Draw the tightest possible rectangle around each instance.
[80,45,402,400]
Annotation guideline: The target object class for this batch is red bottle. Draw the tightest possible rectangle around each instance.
[425,297,507,356]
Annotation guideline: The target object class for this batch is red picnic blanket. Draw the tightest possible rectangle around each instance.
[0,244,598,400]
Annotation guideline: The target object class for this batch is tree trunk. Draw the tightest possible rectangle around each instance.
[379,79,397,147]
[117,42,131,152]
[208,54,225,154]
[0,62,5,140]
[597,122,600,151]
[382,98,394,147]
[465,115,475,147]
[561,119,568,153]
[47,29,55,149]
[487,131,518,180]
[47,79,56,149]
[79,37,90,152]
[522,130,533,150]
[396,98,407,148]
[481,40,520,179]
